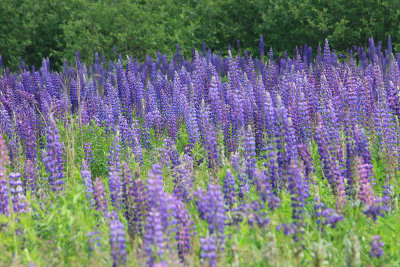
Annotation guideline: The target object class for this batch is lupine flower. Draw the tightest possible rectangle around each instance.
[108,135,121,173]
[109,167,122,210]
[81,161,94,207]
[126,171,149,239]
[144,209,166,266]
[84,143,94,165]
[196,184,226,250]
[200,236,217,267]
[321,208,343,228]
[24,159,36,194]
[199,100,219,170]
[42,118,65,192]
[88,230,101,253]
[93,177,109,215]
[172,157,193,203]
[357,160,375,206]
[0,179,9,216]
[287,160,309,241]
[223,169,237,209]
[364,198,388,221]
[254,170,280,211]
[110,212,127,266]
[169,195,195,262]
[144,164,169,266]
[9,173,26,213]
[369,236,384,258]
[244,125,256,181]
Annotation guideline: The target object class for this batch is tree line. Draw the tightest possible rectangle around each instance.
[1,0,399,70]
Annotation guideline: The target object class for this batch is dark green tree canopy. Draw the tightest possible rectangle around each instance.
[1,0,399,70]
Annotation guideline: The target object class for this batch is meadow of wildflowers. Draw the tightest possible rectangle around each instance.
[0,36,399,266]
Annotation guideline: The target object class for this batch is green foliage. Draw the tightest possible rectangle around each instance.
[1,0,400,71]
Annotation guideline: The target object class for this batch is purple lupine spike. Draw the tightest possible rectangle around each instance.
[369,236,384,258]
[93,177,109,215]
[144,209,165,266]
[24,159,36,193]
[254,170,280,211]
[263,143,280,192]
[199,100,219,170]
[184,101,200,145]
[9,173,26,213]
[196,184,226,251]
[126,170,149,239]
[200,236,216,267]
[131,119,143,164]
[42,118,65,192]
[296,144,314,182]
[287,159,309,241]
[357,159,375,206]
[269,47,274,62]
[70,79,78,113]
[84,143,94,166]
[314,113,342,195]
[172,157,194,203]
[159,138,180,168]
[354,127,374,180]
[169,195,195,262]
[244,125,256,181]
[209,75,224,127]
[364,198,388,221]
[144,164,170,265]
[321,208,343,229]
[118,117,133,150]
[0,179,8,216]
[273,96,298,176]
[88,229,101,254]
[0,134,9,178]
[0,135,9,215]
[237,169,249,201]
[146,164,168,227]
[121,162,133,219]
[109,166,122,210]
[110,212,127,267]
[297,92,311,144]
[223,169,237,209]
[108,134,121,173]
[81,161,94,207]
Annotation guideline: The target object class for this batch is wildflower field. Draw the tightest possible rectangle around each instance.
[0,37,399,266]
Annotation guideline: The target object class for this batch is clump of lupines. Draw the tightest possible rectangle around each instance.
[0,35,399,265]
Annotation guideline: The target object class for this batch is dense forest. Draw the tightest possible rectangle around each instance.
[1,0,400,70]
